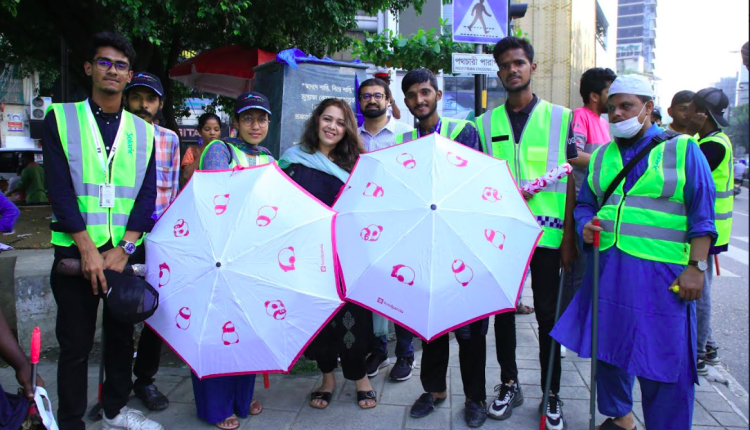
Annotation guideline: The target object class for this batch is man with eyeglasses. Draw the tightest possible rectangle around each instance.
[123,72,179,412]
[42,32,163,430]
[199,91,275,169]
[355,78,416,380]
[358,78,413,152]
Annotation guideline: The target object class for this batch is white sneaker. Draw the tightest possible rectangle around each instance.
[103,406,164,430]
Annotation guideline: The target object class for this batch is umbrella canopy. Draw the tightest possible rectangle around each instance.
[334,134,542,341]
[145,164,343,379]
[169,46,277,98]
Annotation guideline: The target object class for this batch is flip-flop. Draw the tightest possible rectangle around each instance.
[310,391,333,409]
[598,418,637,430]
[215,415,240,430]
[250,399,263,415]
[357,390,378,409]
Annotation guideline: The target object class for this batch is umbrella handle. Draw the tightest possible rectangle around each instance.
[592,218,600,247]
[263,373,270,389]
[30,327,40,392]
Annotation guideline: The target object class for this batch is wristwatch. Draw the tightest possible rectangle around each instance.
[687,259,708,272]
[118,240,136,256]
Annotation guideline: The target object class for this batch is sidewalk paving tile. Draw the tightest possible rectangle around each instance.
[253,375,317,412]
[380,372,451,409]
[693,402,722,426]
[290,401,405,430]
[709,410,750,428]
[404,407,452,430]
[241,410,297,430]
[696,390,737,413]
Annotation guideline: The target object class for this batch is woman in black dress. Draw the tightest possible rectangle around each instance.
[278,98,376,410]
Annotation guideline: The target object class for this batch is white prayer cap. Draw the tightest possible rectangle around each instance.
[608,75,653,98]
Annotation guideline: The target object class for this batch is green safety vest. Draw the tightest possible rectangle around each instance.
[476,100,572,249]
[395,117,470,144]
[198,140,270,169]
[588,134,691,264]
[48,101,154,248]
[699,131,734,247]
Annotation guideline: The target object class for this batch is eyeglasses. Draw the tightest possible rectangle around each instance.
[360,93,386,102]
[93,57,130,74]
[239,115,269,127]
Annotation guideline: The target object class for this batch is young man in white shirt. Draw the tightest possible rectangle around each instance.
[358,78,413,152]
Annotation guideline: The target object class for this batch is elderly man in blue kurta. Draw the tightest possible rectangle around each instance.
[551,75,716,430]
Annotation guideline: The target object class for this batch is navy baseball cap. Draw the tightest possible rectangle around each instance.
[125,72,164,97]
[235,91,272,116]
[693,88,729,127]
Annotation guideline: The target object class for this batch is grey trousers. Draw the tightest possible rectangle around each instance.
[696,256,717,358]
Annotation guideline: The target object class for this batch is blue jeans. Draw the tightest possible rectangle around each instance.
[373,324,414,358]
[696,256,717,358]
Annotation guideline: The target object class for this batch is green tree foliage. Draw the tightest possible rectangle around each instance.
[352,19,474,75]
[0,0,424,132]
[727,103,749,154]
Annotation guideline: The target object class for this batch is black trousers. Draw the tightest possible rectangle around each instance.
[420,319,487,402]
[495,247,562,394]
[313,302,371,381]
[133,325,162,388]
[50,258,137,429]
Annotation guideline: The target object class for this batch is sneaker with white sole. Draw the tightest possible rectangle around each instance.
[704,346,721,365]
[488,381,523,420]
[103,406,164,430]
[389,356,414,381]
[539,394,565,430]
[365,353,390,377]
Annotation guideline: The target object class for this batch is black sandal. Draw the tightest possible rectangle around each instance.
[309,391,333,409]
[599,418,637,430]
[356,390,378,409]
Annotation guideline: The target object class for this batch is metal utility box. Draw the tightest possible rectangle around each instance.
[253,60,368,159]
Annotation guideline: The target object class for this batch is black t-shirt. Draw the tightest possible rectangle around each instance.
[283,163,345,207]
[698,131,727,172]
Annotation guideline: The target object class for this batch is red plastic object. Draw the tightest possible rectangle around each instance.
[30,327,41,364]
[714,254,721,276]
[539,416,546,430]
[593,218,601,247]
[263,373,270,389]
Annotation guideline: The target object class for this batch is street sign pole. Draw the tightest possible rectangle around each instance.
[474,44,485,117]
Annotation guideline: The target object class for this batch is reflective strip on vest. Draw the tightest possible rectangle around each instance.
[476,100,571,248]
[589,135,690,264]
[199,140,271,169]
[699,132,733,246]
[50,101,153,248]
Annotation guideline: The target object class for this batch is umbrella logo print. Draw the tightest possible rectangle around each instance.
[446,152,469,167]
[221,321,240,345]
[256,205,278,227]
[482,187,502,202]
[452,259,474,287]
[396,153,417,169]
[265,300,287,320]
[363,182,385,198]
[175,307,191,330]
[360,224,383,242]
[214,194,230,215]
[173,219,190,237]
[391,264,415,286]
[278,247,296,272]
[158,263,171,287]
[484,229,506,250]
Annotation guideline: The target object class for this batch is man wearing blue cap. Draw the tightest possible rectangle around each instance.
[551,75,716,429]
[124,71,180,411]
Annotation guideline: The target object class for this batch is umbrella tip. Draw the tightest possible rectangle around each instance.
[430,204,437,210]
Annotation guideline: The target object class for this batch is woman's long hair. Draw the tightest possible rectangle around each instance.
[299,98,364,172]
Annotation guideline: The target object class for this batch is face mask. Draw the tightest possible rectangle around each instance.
[609,104,647,139]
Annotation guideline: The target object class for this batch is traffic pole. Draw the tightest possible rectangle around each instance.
[474,44,485,117]
[589,218,601,430]
[539,269,566,430]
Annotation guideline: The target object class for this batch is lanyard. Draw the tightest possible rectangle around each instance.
[417,118,442,139]
[84,100,126,184]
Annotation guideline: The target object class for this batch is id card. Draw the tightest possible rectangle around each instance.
[99,184,115,208]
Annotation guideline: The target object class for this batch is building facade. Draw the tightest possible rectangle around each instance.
[616,0,657,76]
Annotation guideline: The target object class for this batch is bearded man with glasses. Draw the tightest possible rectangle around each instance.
[357,78,413,152]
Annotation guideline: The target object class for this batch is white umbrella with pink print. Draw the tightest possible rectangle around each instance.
[334,133,542,342]
[144,164,343,379]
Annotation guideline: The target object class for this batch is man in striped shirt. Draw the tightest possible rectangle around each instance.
[358,78,413,152]
[124,72,180,411]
